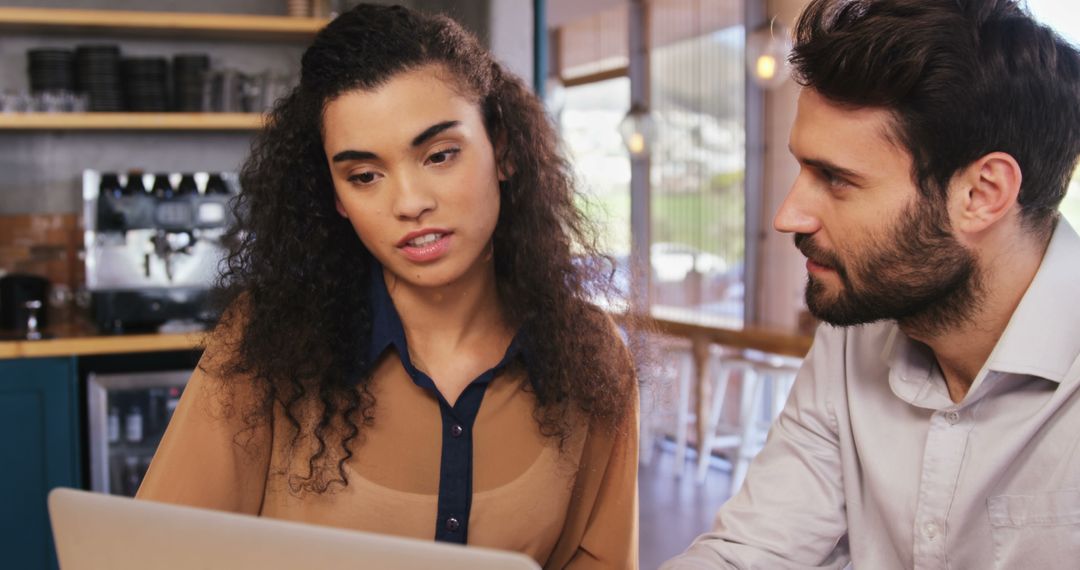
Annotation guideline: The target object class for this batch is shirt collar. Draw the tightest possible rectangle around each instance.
[882,324,955,409]
[366,265,527,384]
[983,218,1080,383]
[367,265,402,365]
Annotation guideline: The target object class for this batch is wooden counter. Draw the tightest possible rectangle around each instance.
[646,317,812,358]
[0,326,204,359]
[618,306,814,358]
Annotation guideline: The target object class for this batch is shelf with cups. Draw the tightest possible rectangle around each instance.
[0,7,328,41]
[0,112,264,131]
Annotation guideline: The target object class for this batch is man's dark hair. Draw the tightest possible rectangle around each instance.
[790,0,1080,236]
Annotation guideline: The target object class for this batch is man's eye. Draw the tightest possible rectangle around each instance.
[822,170,847,187]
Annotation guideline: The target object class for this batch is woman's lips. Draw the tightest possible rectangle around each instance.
[398,232,452,263]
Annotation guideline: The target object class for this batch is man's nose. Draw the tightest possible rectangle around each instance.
[773,174,821,235]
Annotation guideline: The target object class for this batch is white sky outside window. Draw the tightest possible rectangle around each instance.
[559,77,632,257]
[1026,0,1080,227]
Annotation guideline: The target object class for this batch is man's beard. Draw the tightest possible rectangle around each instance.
[796,197,983,336]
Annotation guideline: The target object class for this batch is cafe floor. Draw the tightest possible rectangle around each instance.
[638,441,734,570]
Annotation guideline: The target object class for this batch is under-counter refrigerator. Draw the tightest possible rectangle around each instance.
[86,369,190,496]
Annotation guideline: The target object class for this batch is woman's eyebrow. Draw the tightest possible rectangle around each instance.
[332,149,378,163]
[411,120,461,147]
[331,120,462,163]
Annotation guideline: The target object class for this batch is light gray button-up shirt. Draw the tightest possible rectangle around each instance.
[663,219,1080,570]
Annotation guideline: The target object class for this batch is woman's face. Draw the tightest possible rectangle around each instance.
[322,65,503,290]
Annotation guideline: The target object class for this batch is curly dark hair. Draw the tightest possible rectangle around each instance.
[790,0,1080,238]
[208,3,635,493]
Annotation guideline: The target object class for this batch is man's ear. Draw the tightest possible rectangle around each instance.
[950,152,1022,234]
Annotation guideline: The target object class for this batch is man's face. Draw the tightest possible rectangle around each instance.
[775,89,981,331]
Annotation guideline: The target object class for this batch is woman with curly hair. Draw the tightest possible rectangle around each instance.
[137,3,639,568]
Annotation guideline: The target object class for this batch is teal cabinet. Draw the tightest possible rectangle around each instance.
[0,357,81,570]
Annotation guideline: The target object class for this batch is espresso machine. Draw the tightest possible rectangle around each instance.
[83,169,239,333]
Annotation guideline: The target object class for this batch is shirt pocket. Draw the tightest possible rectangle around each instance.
[987,489,1080,568]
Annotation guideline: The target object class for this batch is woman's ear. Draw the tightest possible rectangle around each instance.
[494,133,515,182]
[334,195,349,219]
[498,164,515,182]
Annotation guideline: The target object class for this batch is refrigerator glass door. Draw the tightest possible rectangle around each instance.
[87,370,191,495]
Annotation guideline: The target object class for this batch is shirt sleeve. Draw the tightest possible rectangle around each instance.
[661,326,851,570]
[135,335,272,515]
[559,390,640,570]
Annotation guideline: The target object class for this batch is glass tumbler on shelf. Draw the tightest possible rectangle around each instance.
[286,0,310,17]
[204,69,246,113]
[311,0,332,18]
[49,283,75,327]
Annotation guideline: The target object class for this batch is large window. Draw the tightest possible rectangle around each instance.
[551,0,749,323]
[649,0,745,324]
[559,78,632,259]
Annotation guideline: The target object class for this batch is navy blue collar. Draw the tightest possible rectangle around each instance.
[367,266,404,366]
[366,266,527,394]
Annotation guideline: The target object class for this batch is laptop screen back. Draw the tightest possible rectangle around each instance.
[48,488,541,570]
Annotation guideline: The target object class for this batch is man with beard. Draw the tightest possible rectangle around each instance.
[663,0,1080,569]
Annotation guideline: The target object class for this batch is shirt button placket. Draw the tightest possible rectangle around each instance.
[924,521,939,541]
[913,411,968,569]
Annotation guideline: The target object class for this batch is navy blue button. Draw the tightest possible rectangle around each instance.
[450,424,464,437]
[445,516,460,531]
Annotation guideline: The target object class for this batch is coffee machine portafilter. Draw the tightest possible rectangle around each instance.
[83,170,239,333]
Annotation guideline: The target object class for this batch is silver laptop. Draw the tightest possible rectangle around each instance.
[48,488,541,570]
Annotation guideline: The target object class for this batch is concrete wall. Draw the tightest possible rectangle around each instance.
[0,0,532,215]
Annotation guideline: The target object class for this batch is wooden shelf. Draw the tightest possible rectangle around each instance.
[0,112,264,131]
[0,7,327,41]
[0,332,205,359]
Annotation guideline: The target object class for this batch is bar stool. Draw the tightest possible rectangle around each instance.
[729,356,800,493]
[693,357,756,484]
[695,352,802,493]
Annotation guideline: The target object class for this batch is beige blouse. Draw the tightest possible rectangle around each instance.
[137,338,638,568]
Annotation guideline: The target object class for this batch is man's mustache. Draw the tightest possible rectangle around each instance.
[794,233,848,280]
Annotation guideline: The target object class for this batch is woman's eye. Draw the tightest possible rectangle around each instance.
[348,171,381,185]
[426,147,461,166]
